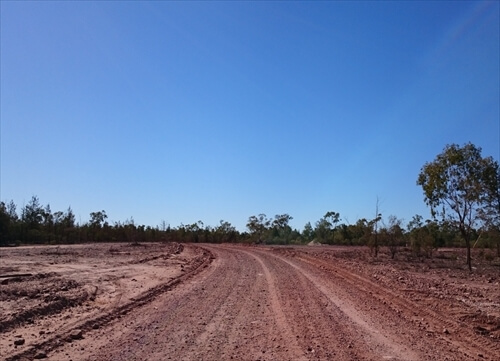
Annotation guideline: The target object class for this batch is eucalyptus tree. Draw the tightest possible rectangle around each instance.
[302,222,315,243]
[478,165,500,256]
[215,220,237,243]
[272,214,293,243]
[324,211,340,243]
[382,215,404,259]
[407,215,434,257]
[314,218,331,244]
[90,210,107,228]
[89,210,108,242]
[417,143,499,271]
[247,214,271,244]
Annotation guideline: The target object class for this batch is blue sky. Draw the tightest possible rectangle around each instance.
[1,1,499,231]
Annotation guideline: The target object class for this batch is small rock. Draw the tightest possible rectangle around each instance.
[34,351,47,359]
[14,338,25,346]
[443,328,450,334]
[70,329,83,340]
[39,330,45,335]
[1,278,9,285]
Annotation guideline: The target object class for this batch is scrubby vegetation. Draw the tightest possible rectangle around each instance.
[1,143,499,270]
[1,197,498,258]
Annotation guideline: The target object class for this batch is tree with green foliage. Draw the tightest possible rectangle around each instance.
[215,220,237,243]
[323,211,340,243]
[382,215,404,259]
[407,215,436,257]
[272,214,293,243]
[0,202,12,246]
[312,212,340,244]
[6,200,18,222]
[478,165,500,256]
[247,214,271,244]
[90,210,107,228]
[21,196,44,230]
[417,143,499,271]
[314,217,331,244]
[89,210,108,242]
[20,196,46,243]
[302,222,315,243]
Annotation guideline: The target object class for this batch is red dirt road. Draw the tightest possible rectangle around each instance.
[2,244,499,361]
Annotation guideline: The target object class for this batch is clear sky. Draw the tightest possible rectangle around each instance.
[1,1,499,231]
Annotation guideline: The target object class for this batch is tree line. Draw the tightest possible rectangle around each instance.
[0,198,244,245]
[0,197,497,253]
[1,143,499,269]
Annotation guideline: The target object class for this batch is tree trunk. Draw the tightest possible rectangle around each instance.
[465,237,472,272]
[460,227,472,272]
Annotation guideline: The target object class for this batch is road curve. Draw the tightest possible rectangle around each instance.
[81,244,497,361]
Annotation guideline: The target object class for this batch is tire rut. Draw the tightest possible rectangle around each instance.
[18,244,496,361]
[91,246,279,360]
[294,251,500,361]
[241,249,308,361]
[5,245,213,361]
[250,248,422,361]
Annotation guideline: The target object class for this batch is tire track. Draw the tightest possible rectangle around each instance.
[294,251,500,361]
[17,244,496,361]
[250,248,422,361]
[5,245,213,361]
[241,249,308,361]
[92,246,302,361]
[186,249,267,361]
[97,247,243,361]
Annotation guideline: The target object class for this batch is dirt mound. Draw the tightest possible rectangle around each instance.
[307,240,322,246]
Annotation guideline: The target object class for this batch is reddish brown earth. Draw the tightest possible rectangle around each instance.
[1,243,499,361]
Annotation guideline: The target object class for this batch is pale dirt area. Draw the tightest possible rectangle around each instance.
[1,243,499,361]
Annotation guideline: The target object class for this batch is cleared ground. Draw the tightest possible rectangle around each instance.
[1,243,499,360]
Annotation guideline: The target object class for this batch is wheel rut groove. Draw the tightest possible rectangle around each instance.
[294,251,500,361]
[251,248,422,361]
[4,245,213,361]
[10,244,496,361]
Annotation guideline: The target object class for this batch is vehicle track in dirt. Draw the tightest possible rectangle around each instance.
[88,245,304,361]
[3,244,213,361]
[71,244,497,361]
[245,247,423,361]
[287,250,500,360]
[4,244,498,361]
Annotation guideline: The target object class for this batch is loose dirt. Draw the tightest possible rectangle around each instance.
[1,243,499,360]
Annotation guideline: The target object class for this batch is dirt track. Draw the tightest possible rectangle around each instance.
[1,243,499,360]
